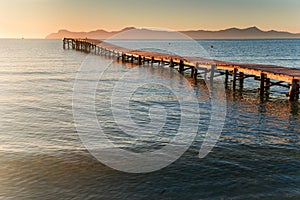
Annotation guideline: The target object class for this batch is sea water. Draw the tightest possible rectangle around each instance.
[0,39,299,199]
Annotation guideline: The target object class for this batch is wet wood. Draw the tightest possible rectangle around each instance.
[289,80,299,100]
[260,73,266,98]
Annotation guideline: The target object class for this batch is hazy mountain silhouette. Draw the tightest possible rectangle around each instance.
[46,26,300,39]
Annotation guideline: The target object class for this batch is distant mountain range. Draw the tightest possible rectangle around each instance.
[46,26,300,39]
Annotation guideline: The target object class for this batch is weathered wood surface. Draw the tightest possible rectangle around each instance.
[63,38,300,100]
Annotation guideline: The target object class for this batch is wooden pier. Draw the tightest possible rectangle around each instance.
[63,38,300,101]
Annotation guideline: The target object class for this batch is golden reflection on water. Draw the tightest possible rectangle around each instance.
[119,61,300,147]
[184,71,299,146]
[120,60,299,120]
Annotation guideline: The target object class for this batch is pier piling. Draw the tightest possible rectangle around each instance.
[289,80,299,101]
[260,73,266,98]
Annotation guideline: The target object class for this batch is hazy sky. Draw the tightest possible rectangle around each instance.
[1,0,299,38]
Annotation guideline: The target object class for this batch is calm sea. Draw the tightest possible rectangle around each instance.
[0,39,299,199]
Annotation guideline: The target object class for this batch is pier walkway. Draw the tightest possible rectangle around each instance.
[63,38,300,100]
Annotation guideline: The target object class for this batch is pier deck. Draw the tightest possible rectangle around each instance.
[63,38,300,100]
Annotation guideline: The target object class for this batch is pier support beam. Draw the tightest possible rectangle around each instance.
[63,39,66,49]
[260,73,266,98]
[266,78,270,98]
[63,39,70,50]
[210,65,216,86]
[179,60,184,73]
[194,68,198,80]
[67,40,70,49]
[151,56,154,65]
[204,69,208,79]
[131,55,134,63]
[138,55,142,65]
[289,80,299,101]
[193,63,199,80]
[191,67,195,78]
[225,70,229,86]
[170,59,174,67]
[239,72,244,89]
[232,68,238,90]
[160,58,164,66]
[121,54,125,63]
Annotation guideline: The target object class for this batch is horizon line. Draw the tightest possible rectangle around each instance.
[53,26,300,34]
[2,26,300,39]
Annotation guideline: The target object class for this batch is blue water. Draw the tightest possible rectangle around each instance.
[0,39,299,199]
[205,39,300,68]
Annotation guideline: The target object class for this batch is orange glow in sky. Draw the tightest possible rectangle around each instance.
[0,0,300,38]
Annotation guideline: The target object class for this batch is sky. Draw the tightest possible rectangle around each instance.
[0,0,299,38]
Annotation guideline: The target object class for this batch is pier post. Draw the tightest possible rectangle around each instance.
[71,40,74,49]
[131,55,134,63]
[160,58,164,66]
[266,78,270,98]
[194,68,198,80]
[225,70,229,85]
[193,63,199,80]
[203,69,208,79]
[179,60,184,73]
[260,73,266,98]
[239,72,244,89]
[289,80,299,101]
[232,68,238,90]
[194,63,199,80]
[63,39,66,49]
[138,55,142,65]
[191,67,195,78]
[210,65,216,86]
[170,59,174,67]
[151,56,154,65]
